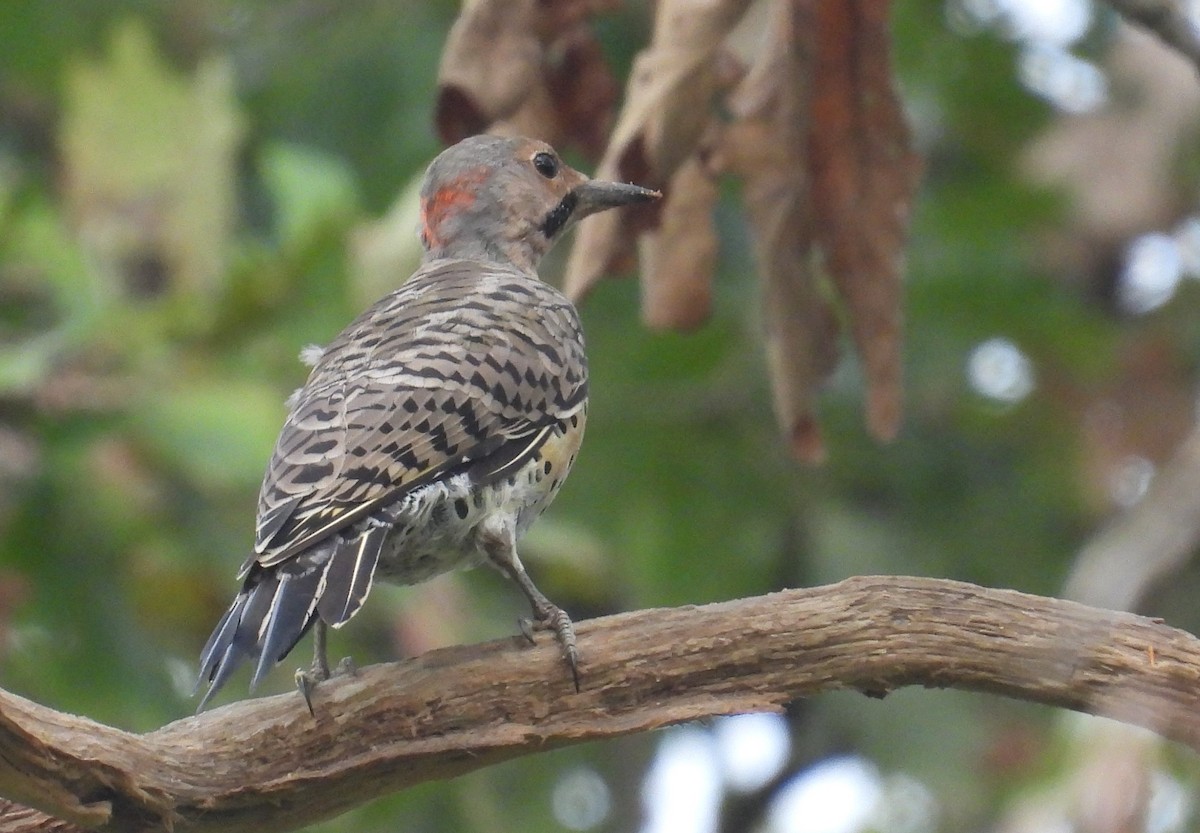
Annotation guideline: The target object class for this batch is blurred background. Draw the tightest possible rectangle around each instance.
[3,0,1200,831]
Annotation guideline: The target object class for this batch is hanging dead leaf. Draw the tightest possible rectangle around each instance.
[563,0,753,301]
[435,0,618,158]
[545,28,620,159]
[438,0,920,459]
[721,0,840,463]
[435,0,542,143]
[807,0,921,441]
[489,83,559,144]
[736,121,841,464]
[638,153,720,331]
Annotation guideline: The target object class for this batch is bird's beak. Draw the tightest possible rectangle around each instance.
[540,178,660,239]
[571,180,661,216]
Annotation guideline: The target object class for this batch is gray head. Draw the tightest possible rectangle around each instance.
[418,135,659,272]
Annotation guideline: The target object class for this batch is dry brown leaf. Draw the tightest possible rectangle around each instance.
[435,0,542,143]
[807,0,921,441]
[439,0,918,458]
[434,0,618,157]
[638,154,719,331]
[545,28,620,158]
[720,0,918,455]
[488,84,559,145]
[721,0,840,464]
[563,0,753,301]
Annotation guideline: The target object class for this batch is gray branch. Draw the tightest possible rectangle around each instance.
[1105,0,1200,72]
[1,577,1199,833]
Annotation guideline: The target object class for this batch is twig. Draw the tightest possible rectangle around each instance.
[2,576,1199,833]
[1065,422,1200,610]
[1104,0,1200,74]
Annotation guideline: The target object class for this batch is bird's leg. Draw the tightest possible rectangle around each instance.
[294,619,330,716]
[293,619,358,716]
[478,518,580,691]
[311,616,332,678]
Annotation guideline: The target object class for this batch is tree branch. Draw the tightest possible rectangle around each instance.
[2,576,1199,833]
[1103,0,1200,74]
[1065,422,1200,610]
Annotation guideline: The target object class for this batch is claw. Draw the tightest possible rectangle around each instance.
[295,668,319,717]
[296,618,337,717]
[293,655,355,716]
[521,603,579,691]
[543,604,580,693]
[517,616,537,645]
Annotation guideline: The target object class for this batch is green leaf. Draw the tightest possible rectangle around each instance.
[132,373,284,491]
[60,19,243,318]
[260,141,361,250]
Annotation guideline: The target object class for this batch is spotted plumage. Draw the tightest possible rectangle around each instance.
[196,135,657,711]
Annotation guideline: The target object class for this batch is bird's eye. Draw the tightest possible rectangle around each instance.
[532,152,559,179]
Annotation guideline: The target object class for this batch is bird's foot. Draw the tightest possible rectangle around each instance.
[294,655,357,717]
[295,665,325,718]
[520,603,579,692]
[517,616,537,645]
[477,521,581,691]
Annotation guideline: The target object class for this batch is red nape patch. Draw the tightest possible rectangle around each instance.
[419,167,488,248]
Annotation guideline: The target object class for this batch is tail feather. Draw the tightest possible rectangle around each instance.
[196,594,243,688]
[197,528,386,711]
[250,566,326,689]
[317,526,385,627]
[195,595,247,712]
[197,642,243,713]
[195,566,320,711]
[241,571,283,642]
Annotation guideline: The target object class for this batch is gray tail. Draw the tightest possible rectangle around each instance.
[194,529,385,712]
[194,565,321,712]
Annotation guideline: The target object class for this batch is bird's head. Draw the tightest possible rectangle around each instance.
[418,135,659,272]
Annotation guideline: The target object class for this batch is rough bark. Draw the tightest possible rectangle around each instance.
[2,576,1199,833]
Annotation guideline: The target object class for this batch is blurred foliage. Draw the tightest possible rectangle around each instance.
[2,1,1200,832]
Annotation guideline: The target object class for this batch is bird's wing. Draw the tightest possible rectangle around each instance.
[246,259,588,574]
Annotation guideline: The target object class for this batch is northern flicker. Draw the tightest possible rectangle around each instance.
[196,135,658,712]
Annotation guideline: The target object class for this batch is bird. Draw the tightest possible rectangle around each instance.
[195,134,659,713]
